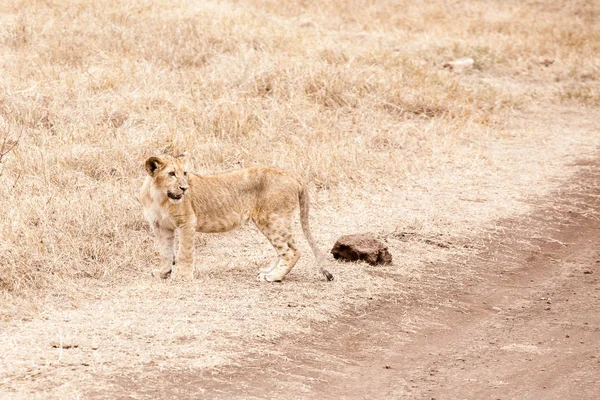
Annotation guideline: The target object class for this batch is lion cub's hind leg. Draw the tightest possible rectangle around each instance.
[260,258,282,275]
[259,232,301,275]
[255,217,301,282]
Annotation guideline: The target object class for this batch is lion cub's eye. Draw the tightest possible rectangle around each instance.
[169,171,176,177]
[184,171,188,176]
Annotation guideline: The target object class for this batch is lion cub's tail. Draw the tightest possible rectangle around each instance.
[298,185,334,281]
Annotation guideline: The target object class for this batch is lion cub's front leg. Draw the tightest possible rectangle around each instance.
[154,227,175,279]
[174,224,195,280]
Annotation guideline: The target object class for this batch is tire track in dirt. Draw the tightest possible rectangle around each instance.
[99,162,600,399]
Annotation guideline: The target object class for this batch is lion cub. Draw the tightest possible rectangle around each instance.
[139,153,333,282]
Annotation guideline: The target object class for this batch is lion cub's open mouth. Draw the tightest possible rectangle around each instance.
[167,192,183,201]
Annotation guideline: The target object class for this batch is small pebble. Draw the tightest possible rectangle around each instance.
[50,341,78,349]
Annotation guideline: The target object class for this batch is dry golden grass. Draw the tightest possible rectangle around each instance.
[1,0,597,297]
[0,0,599,396]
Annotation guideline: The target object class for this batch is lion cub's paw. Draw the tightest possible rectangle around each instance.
[257,272,283,282]
[172,267,194,281]
[260,259,281,275]
[159,268,172,279]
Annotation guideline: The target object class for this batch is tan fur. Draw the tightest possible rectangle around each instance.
[139,154,333,282]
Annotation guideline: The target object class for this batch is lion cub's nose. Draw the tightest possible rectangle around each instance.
[180,186,188,192]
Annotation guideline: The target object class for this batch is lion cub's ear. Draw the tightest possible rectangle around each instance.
[145,156,165,176]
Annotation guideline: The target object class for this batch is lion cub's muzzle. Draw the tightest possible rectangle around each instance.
[167,186,188,201]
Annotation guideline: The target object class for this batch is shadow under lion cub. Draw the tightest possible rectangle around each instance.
[138,153,333,282]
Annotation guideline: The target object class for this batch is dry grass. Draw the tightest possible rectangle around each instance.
[0,0,599,396]
[1,0,597,296]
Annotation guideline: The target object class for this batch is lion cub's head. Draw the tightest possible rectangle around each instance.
[145,153,190,204]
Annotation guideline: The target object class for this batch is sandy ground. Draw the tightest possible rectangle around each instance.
[142,162,599,400]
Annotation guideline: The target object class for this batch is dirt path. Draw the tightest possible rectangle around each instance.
[94,164,600,399]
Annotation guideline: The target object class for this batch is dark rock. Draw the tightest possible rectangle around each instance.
[331,234,392,266]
